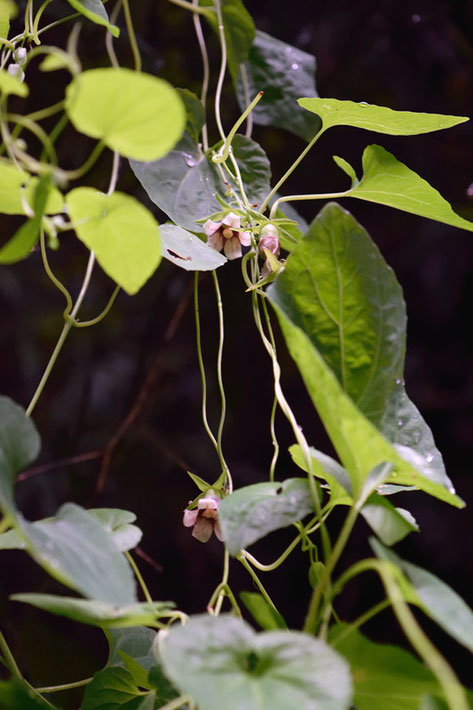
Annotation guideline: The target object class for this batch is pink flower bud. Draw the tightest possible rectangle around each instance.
[258,234,280,258]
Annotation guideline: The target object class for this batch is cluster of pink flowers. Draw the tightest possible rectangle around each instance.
[183,491,223,543]
[203,212,251,260]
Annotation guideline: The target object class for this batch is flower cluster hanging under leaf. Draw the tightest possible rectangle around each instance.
[204,212,251,260]
[183,490,224,543]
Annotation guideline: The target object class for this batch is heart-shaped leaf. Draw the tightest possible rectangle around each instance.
[65,69,185,161]
[160,614,353,710]
[66,0,119,37]
[66,188,161,295]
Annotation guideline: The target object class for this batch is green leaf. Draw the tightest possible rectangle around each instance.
[0,396,40,518]
[267,288,463,507]
[0,0,15,39]
[240,592,287,630]
[0,67,28,96]
[66,0,119,36]
[298,98,468,135]
[88,509,142,551]
[81,667,142,710]
[329,624,441,710]
[65,68,185,161]
[218,478,314,555]
[40,50,79,75]
[0,160,29,214]
[118,652,153,690]
[200,0,255,82]
[107,627,157,669]
[289,446,418,545]
[340,145,473,232]
[160,223,227,271]
[66,188,161,295]
[0,678,57,709]
[371,539,473,654]
[19,503,137,603]
[160,614,353,710]
[237,31,320,141]
[176,88,205,143]
[11,594,173,628]
[130,133,222,232]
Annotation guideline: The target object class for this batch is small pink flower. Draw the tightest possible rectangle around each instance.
[203,212,251,260]
[183,492,224,543]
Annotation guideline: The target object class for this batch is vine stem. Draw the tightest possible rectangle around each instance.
[211,270,232,491]
[122,0,142,72]
[35,677,92,693]
[0,632,54,707]
[157,695,192,710]
[238,554,280,612]
[168,0,212,15]
[330,599,390,647]
[125,551,153,603]
[269,189,351,221]
[192,0,209,151]
[105,0,122,69]
[260,127,326,214]
[334,560,468,710]
[213,0,227,142]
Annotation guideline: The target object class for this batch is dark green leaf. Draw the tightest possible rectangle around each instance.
[201,0,255,82]
[0,396,40,518]
[237,31,320,141]
[118,652,153,690]
[240,591,287,630]
[0,678,57,709]
[80,667,141,710]
[147,665,178,706]
[268,203,460,504]
[160,224,227,271]
[329,624,440,710]
[66,0,119,37]
[371,539,473,654]
[218,478,314,555]
[298,98,468,135]
[160,614,353,710]
[130,133,222,232]
[212,134,271,208]
[11,594,173,627]
[340,145,473,232]
[19,503,137,603]
[176,88,205,142]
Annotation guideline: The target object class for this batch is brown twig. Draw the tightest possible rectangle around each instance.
[135,545,163,573]
[17,451,103,482]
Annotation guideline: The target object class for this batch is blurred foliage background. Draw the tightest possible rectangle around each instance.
[0,0,472,705]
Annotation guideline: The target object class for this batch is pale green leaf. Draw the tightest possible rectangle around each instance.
[160,224,226,271]
[0,0,16,39]
[0,396,40,518]
[65,68,185,161]
[19,503,137,603]
[12,593,173,628]
[218,478,314,555]
[40,50,79,74]
[298,98,468,135]
[240,592,287,630]
[87,509,142,551]
[267,296,463,506]
[160,614,353,710]
[371,539,473,654]
[341,145,473,232]
[269,203,457,501]
[66,0,118,36]
[236,31,320,141]
[130,133,222,232]
[0,67,28,96]
[66,188,161,295]
[0,160,29,214]
[329,625,441,710]
[106,627,157,670]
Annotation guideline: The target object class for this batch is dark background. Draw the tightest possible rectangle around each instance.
[0,0,472,705]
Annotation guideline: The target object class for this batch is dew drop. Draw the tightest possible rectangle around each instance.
[285,47,293,54]
[448,485,456,495]
[397,419,403,427]
[426,454,434,463]
[182,153,196,167]
[291,63,299,70]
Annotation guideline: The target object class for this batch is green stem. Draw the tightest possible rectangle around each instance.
[268,393,279,482]
[260,127,326,213]
[238,555,280,613]
[35,677,92,693]
[330,599,390,647]
[32,0,53,43]
[213,549,230,615]
[23,100,65,123]
[239,64,253,138]
[0,631,22,681]
[168,0,213,15]
[0,515,12,534]
[212,91,263,164]
[303,503,359,634]
[192,0,209,151]
[122,0,142,72]
[105,0,122,68]
[7,113,57,164]
[40,229,73,316]
[213,0,227,142]
[69,285,120,328]
[125,551,153,603]
[211,270,232,491]
[269,189,351,221]
[157,695,192,710]
[62,140,106,181]
[26,252,95,417]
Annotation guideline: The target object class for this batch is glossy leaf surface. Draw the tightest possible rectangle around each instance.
[66,0,119,37]
[161,614,353,710]
[130,133,222,232]
[66,188,161,295]
[371,539,473,654]
[298,98,468,135]
[0,396,40,517]
[12,594,172,627]
[330,625,440,710]
[65,69,185,160]
[236,31,320,141]
[160,224,227,271]
[20,503,137,603]
[341,145,473,232]
[218,478,313,555]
